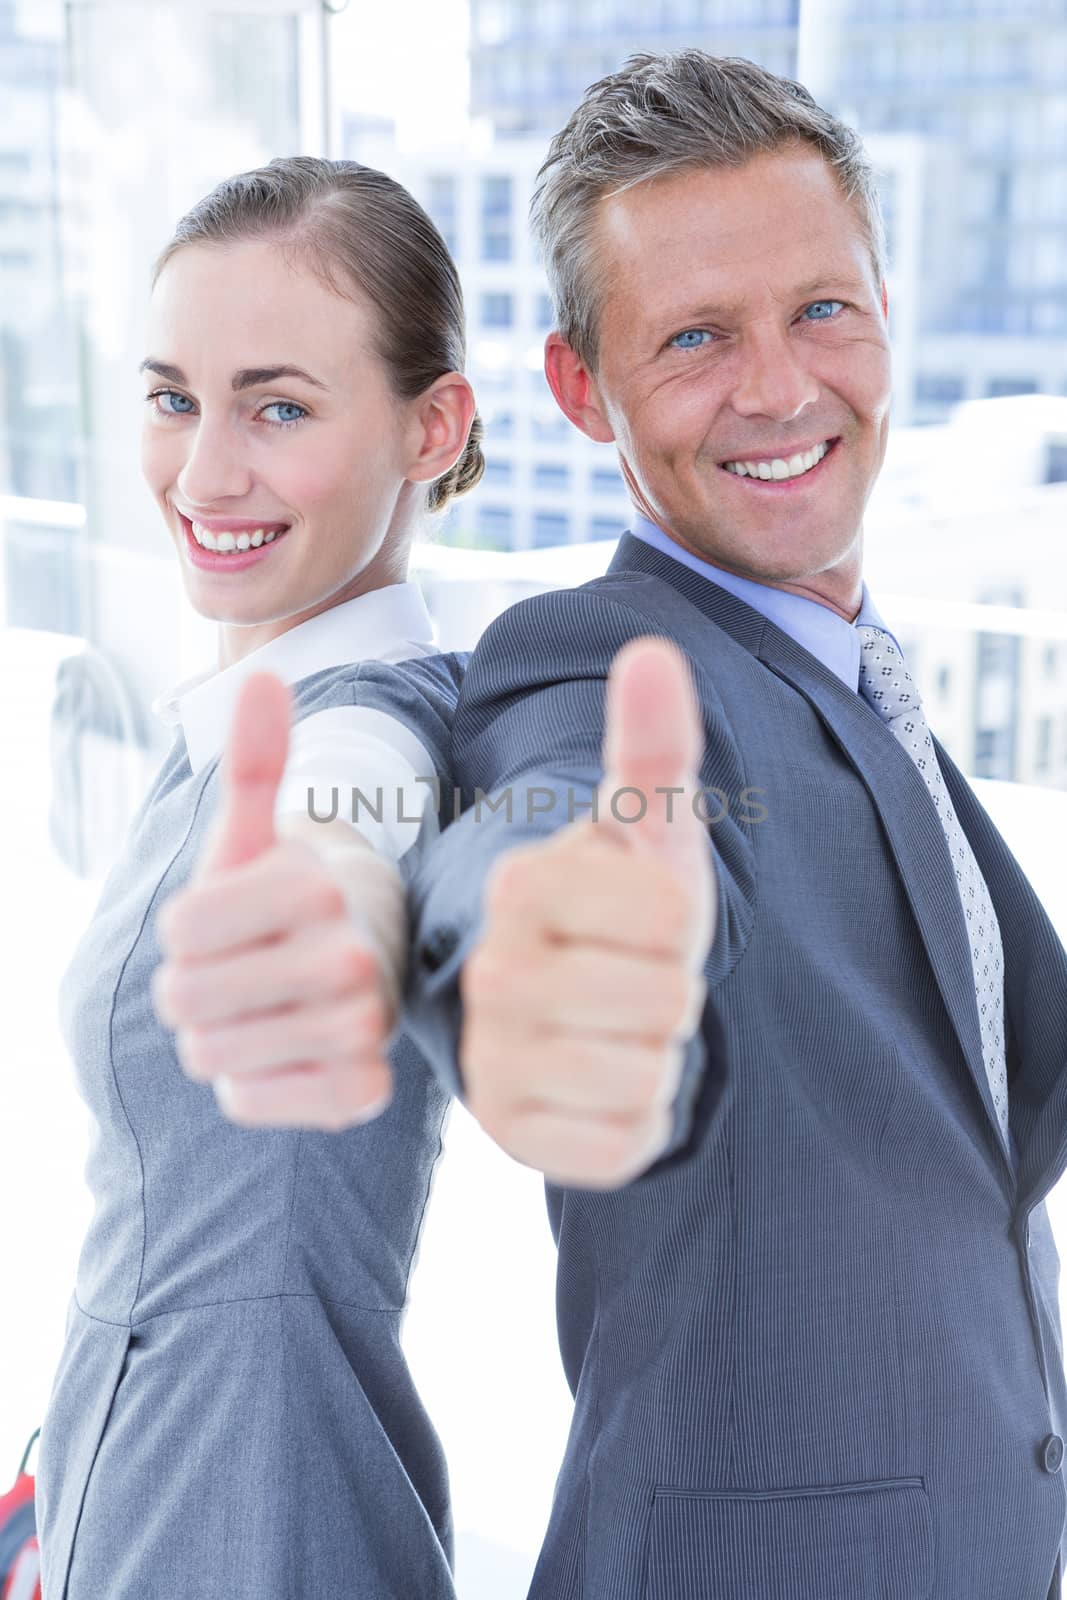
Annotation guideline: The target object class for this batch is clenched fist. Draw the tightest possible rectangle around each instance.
[151,672,396,1130]
[460,636,715,1187]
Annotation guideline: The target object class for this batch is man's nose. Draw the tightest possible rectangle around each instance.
[176,422,253,508]
[729,326,819,423]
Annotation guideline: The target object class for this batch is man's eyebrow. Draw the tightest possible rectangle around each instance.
[138,358,329,391]
[657,276,871,329]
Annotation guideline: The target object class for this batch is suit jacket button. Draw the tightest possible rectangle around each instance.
[1040,1433,1064,1474]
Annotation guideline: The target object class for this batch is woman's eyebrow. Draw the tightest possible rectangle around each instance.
[138,358,329,391]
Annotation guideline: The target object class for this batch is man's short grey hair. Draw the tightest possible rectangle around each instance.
[530,49,887,371]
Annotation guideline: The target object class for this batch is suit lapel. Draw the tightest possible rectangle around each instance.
[607,535,1015,1179]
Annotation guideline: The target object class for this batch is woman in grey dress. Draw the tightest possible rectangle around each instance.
[34,156,483,1599]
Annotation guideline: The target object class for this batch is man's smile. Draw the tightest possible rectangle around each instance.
[719,436,839,484]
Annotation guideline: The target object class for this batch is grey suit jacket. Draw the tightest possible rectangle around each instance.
[408,533,1067,1600]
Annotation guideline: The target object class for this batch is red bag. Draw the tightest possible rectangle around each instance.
[0,1432,41,1600]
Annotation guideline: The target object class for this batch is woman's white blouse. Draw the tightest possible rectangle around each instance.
[150,581,440,865]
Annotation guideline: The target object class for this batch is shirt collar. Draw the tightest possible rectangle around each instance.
[151,581,436,774]
[630,514,901,692]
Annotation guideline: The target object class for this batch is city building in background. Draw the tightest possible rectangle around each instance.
[0,0,79,507]
[467,0,1067,425]
[469,0,800,135]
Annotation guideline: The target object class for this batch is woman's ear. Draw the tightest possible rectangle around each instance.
[406,373,477,486]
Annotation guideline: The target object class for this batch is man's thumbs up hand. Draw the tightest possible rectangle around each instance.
[598,637,714,930]
[152,672,394,1130]
[460,637,716,1188]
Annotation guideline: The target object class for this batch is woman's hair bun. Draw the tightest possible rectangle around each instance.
[429,411,485,511]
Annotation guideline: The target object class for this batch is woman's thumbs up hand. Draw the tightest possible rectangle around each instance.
[151,672,395,1130]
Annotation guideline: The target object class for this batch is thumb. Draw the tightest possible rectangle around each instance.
[198,671,293,876]
[598,636,706,870]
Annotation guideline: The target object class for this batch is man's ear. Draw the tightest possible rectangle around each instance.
[544,333,615,444]
[406,372,477,486]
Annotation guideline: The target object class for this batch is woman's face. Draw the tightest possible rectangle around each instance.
[140,239,430,651]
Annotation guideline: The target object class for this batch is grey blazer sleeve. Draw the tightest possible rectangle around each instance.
[404,582,757,1168]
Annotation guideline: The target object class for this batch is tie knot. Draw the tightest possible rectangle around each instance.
[856,624,921,725]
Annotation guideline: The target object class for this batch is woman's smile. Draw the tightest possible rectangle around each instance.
[177,508,294,572]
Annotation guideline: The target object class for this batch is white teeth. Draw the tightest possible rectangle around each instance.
[189,520,285,553]
[724,440,830,481]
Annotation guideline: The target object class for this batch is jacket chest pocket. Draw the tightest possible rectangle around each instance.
[643,1476,933,1600]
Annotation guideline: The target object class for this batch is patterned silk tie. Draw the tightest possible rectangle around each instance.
[855,625,1010,1144]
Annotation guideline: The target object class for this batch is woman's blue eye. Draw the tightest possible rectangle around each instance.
[148,389,194,415]
[262,401,307,428]
[669,329,713,350]
[144,390,307,429]
[803,300,844,321]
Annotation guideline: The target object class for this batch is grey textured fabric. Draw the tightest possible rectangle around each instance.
[407,533,1067,1600]
[36,655,466,1600]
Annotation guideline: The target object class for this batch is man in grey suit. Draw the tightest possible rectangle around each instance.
[406,50,1067,1600]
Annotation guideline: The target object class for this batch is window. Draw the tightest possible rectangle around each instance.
[1045,443,1067,485]
[1035,716,1053,773]
[591,516,627,540]
[532,413,569,441]
[987,377,1038,398]
[425,174,458,253]
[535,292,555,330]
[476,504,515,546]
[937,665,952,698]
[481,174,512,261]
[481,228,512,262]
[916,374,965,407]
[534,462,569,491]
[480,291,514,329]
[974,727,1012,778]
[481,174,512,219]
[592,467,622,495]
[532,511,569,545]
[481,458,514,487]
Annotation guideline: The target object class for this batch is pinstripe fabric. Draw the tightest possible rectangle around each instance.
[408,534,1067,1600]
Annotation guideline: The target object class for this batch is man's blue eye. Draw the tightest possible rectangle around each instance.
[803,300,844,321]
[670,329,712,350]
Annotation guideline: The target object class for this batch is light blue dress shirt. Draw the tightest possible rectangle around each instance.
[630,513,902,691]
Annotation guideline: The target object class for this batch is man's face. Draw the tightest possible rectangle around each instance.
[576,146,892,600]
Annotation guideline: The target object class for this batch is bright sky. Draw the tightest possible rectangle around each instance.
[329,0,472,148]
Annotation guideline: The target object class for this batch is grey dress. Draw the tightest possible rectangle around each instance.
[35,655,465,1600]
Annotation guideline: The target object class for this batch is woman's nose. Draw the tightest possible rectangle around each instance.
[175,424,253,509]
